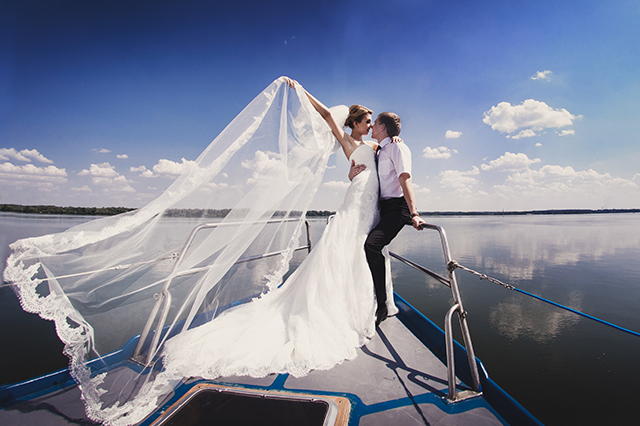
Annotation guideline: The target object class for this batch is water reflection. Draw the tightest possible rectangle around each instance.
[489,291,583,343]
[441,214,640,272]
[389,213,640,342]
[3,213,640,424]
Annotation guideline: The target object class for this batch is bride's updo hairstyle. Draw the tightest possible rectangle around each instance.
[344,104,373,129]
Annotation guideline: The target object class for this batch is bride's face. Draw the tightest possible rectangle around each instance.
[353,113,372,136]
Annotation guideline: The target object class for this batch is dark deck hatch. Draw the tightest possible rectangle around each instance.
[154,385,348,426]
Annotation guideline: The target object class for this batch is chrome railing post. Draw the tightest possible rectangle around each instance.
[132,223,207,363]
[444,303,460,400]
[132,217,311,365]
[305,220,312,253]
[435,225,481,395]
[390,223,482,401]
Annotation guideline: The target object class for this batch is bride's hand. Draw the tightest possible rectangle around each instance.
[284,77,299,89]
[391,136,403,144]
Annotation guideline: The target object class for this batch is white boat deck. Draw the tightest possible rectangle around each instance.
[0,316,507,426]
[211,315,506,426]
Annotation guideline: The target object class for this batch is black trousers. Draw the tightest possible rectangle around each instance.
[365,197,412,312]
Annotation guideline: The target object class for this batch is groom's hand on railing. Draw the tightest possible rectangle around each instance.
[411,214,427,230]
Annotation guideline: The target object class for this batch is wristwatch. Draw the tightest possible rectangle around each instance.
[411,212,420,218]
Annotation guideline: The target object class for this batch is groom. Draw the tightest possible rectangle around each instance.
[352,112,427,326]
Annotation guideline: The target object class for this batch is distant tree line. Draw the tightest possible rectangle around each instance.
[0,205,338,218]
[162,209,336,218]
[420,209,640,216]
[0,204,136,216]
[3,204,639,218]
[163,208,233,218]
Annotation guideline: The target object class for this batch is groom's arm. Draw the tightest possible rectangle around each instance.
[399,173,426,230]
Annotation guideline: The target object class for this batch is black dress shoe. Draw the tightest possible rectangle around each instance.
[375,306,388,327]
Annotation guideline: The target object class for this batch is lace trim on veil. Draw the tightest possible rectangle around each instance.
[4,77,347,425]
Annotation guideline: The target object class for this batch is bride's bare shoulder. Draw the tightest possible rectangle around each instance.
[363,140,378,151]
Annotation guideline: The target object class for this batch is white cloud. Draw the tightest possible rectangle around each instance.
[129,166,156,178]
[531,70,553,81]
[535,143,543,147]
[153,158,198,176]
[91,176,116,185]
[499,166,639,199]
[507,129,537,139]
[412,183,431,194]
[207,182,230,189]
[483,99,580,136]
[481,152,541,172]
[130,158,198,178]
[439,166,480,193]
[131,165,156,178]
[77,161,135,193]
[0,162,68,182]
[0,148,54,164]
[71,185,92,193]
[78,162,119,178]
[241,151,285,184]
[445,130,462,139]
[322,180,350,189]
[558,129,575,136]
[94,148,111,154]
[117,154,129,159]
[423,146,458,159]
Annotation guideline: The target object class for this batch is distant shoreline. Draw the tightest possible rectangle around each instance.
[421,208,640,216]
[2,204,639,217]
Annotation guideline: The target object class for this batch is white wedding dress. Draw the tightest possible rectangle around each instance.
[162,143,398,379]
[5,79,401,425]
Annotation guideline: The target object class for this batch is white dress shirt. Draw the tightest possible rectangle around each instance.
[377,137,412,200]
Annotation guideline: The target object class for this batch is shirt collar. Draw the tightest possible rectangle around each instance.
[379,137,391,148]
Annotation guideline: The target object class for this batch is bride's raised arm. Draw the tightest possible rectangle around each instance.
[284,78,358,159]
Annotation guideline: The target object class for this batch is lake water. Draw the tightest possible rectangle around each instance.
[2,212,640,425]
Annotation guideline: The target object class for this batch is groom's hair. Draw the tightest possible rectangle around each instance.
[377,112,401,137]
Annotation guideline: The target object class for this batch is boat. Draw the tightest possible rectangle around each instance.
[0,219,543,425]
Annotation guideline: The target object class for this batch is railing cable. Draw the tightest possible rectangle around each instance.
[447,260,640,339]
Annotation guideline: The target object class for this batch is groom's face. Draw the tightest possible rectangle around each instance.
[371,118,385,141]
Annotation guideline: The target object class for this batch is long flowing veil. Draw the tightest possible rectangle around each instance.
[4,77,347,425]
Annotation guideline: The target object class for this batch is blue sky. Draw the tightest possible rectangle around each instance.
[1,0,639,211]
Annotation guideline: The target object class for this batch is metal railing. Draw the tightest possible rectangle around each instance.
[132,218,312,365]
[132,218,481,403]
[389,223,481,402]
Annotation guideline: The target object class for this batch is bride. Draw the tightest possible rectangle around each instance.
[4,76,403,425]
[162,78,399,379]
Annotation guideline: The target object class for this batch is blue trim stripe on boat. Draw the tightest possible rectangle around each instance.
[1,292,544,426]
[393,293,544,426]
